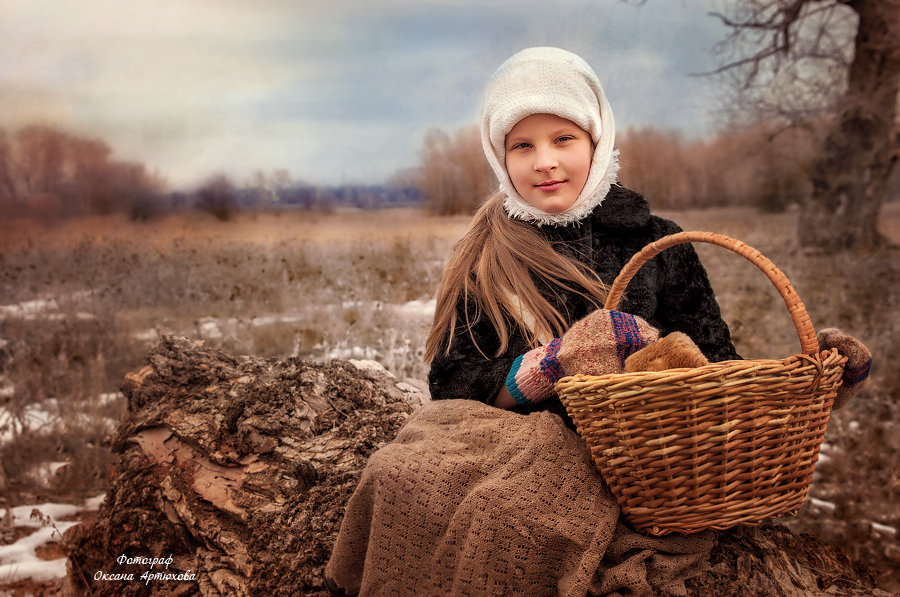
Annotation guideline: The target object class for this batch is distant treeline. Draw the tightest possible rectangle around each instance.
[411,122,900,215]
[183,173,424,221]
[0,124,164,219]
[3,121,896,221]
[0,124,427,220]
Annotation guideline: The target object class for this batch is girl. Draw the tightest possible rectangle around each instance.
[426,46,738,420]
[325,47,869,597]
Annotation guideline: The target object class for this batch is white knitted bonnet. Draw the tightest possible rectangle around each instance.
[480,47,619,226]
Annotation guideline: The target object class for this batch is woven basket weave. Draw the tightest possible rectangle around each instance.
[555,231,846,536]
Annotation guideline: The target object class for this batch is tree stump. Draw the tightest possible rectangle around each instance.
[64,336,423,596]
[63,336,889,596]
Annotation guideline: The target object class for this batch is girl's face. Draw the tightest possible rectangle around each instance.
[504,113,593,214]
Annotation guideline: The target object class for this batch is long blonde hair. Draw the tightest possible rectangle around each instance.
[425,193,609,361]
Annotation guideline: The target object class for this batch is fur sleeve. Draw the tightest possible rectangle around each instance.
[427,297,530,405]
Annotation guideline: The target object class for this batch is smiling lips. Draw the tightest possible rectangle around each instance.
[535,180,566,192]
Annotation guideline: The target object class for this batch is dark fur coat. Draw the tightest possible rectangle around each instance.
[428,185,739,416]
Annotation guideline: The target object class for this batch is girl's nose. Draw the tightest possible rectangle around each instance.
[534,146,557,171]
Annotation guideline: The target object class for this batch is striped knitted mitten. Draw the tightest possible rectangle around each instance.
[505,309,659,407]
[817,328,872,410]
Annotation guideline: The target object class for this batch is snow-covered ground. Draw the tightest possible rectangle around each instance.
[0,293,95,322]
[0,395,121,445]
[0,399,61,445]
[187,298,436,342]
[0,495,104,585]
[0,391,119,586]
[126,298,437,380]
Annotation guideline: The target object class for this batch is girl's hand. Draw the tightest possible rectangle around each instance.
[503,309,658,408]
[817,328,872,410]
[556,309,659,376]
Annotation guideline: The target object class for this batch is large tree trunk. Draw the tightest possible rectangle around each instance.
[800,0,900,251]
[62,337,889,596]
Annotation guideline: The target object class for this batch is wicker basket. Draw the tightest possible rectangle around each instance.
[556,231,846,536]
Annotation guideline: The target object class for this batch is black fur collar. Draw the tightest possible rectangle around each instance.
[591,184,651,229]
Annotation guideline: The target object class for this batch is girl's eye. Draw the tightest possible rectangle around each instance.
[556,135,575,143]
[510,142,531,150]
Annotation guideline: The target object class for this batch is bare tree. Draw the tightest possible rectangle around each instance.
[0,128,19,205]
[709,0,900,251]
[0,124,165,218]
[68,136,113,213]
[195,173,238,220]
[416,125,496,215]
[15,124,67,197]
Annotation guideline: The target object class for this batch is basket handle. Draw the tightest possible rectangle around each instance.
[603,231,820,356]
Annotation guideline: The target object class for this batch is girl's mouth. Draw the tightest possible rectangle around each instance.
[535,180,565,192]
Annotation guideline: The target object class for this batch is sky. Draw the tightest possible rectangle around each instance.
[0,0,735,190]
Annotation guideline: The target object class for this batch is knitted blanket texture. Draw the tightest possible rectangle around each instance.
[326,399,714,596]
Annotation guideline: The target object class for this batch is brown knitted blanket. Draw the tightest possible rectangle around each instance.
[326,400,714,596]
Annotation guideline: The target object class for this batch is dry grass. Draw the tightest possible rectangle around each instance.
[0,209,468,503]
[1,203,897,587]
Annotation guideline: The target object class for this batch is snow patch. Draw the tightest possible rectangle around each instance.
[327,345,379,361]
[808,497,836,515]
[27,461,69,486]
[249,314,306,327]
[0,295,95,322]
[869,521,897,539]
[394,298,435,318]
[0,297,60,319]
[0,397,118,446]
[349,359,392,375]
[0,496,104,584]
[196,317,224,340]
[98,392,124,406]
[132,328,160,343]
[0,399,60,444]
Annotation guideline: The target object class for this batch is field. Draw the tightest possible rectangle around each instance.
[1,203,898,590]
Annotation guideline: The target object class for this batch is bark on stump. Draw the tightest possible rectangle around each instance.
[63,336,889,596]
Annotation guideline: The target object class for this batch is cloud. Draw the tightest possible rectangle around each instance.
[0,0,731,188]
